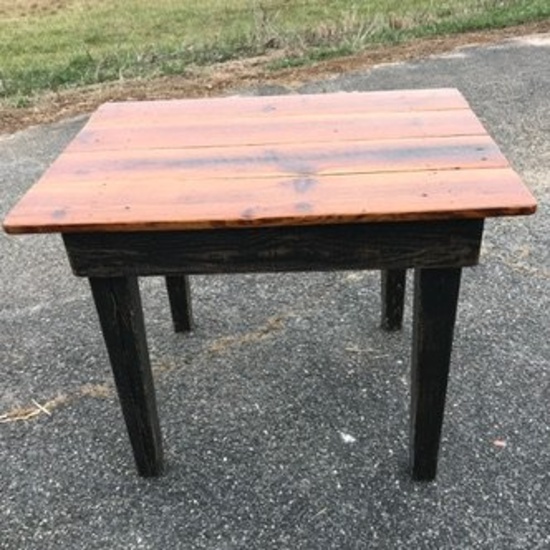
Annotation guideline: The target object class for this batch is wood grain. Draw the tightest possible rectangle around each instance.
[381,269,407,331]
[410,267,462,481]
[66,110,486,152]
[3,89,537,234]
[89,276,163,476]
[63,220,484,276]
[86,88,470,126]
[4,168,536,234]
[165,275,193,332]
[38,135,509,181]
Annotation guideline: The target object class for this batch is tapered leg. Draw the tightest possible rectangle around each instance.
[165,275,193,332]
[410,267,461,481]
[89,276,163,477]
[381,269,406,331]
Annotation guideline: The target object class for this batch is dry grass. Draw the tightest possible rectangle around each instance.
[208,314,288,353]
[2,19,549,135]
[0,383,112,423]
[1,0,549,105]
[0,0,70,17]
[0,394,71,422]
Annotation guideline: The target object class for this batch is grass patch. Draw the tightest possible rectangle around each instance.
[1,0,549,101]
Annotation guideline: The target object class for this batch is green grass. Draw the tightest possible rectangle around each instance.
[1,0,549,102]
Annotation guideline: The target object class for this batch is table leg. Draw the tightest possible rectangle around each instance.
[410,267,461,480]
[89,276,164,477]
[165,275,193,332]
[381,269,406,331]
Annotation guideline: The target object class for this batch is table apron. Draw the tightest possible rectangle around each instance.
[62,220,484,277]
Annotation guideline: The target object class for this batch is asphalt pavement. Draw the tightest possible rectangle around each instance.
[1,34,549,549]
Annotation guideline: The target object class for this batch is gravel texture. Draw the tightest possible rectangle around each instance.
[1,34,549,549]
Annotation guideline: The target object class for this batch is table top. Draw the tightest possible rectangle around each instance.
[3,88,536,234]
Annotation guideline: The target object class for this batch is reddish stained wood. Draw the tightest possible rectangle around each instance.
[3,90,537,235]
[67,109,485,152]
[48,136,507,182]
[88,88,470,127]
[4,168,536,234]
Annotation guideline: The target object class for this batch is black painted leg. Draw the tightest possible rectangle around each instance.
[89,276,164,477]
[381,269,406,331]
[410,267,461,481]
[165,275,193,332]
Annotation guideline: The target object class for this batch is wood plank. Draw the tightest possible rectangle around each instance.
[2,90,537,235]
[88,89,469,127]
[381,269,407,331]
[89,276,163,476]
[46,135,508,183]
[67,109,485,152]
[4,168,536,234]
[410,267,461,480]
[63,220,484,276]
[165,275,193,332]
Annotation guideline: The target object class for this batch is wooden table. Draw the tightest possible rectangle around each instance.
[3,89,536,480]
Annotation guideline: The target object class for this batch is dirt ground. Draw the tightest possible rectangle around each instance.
[1,19,549,135]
